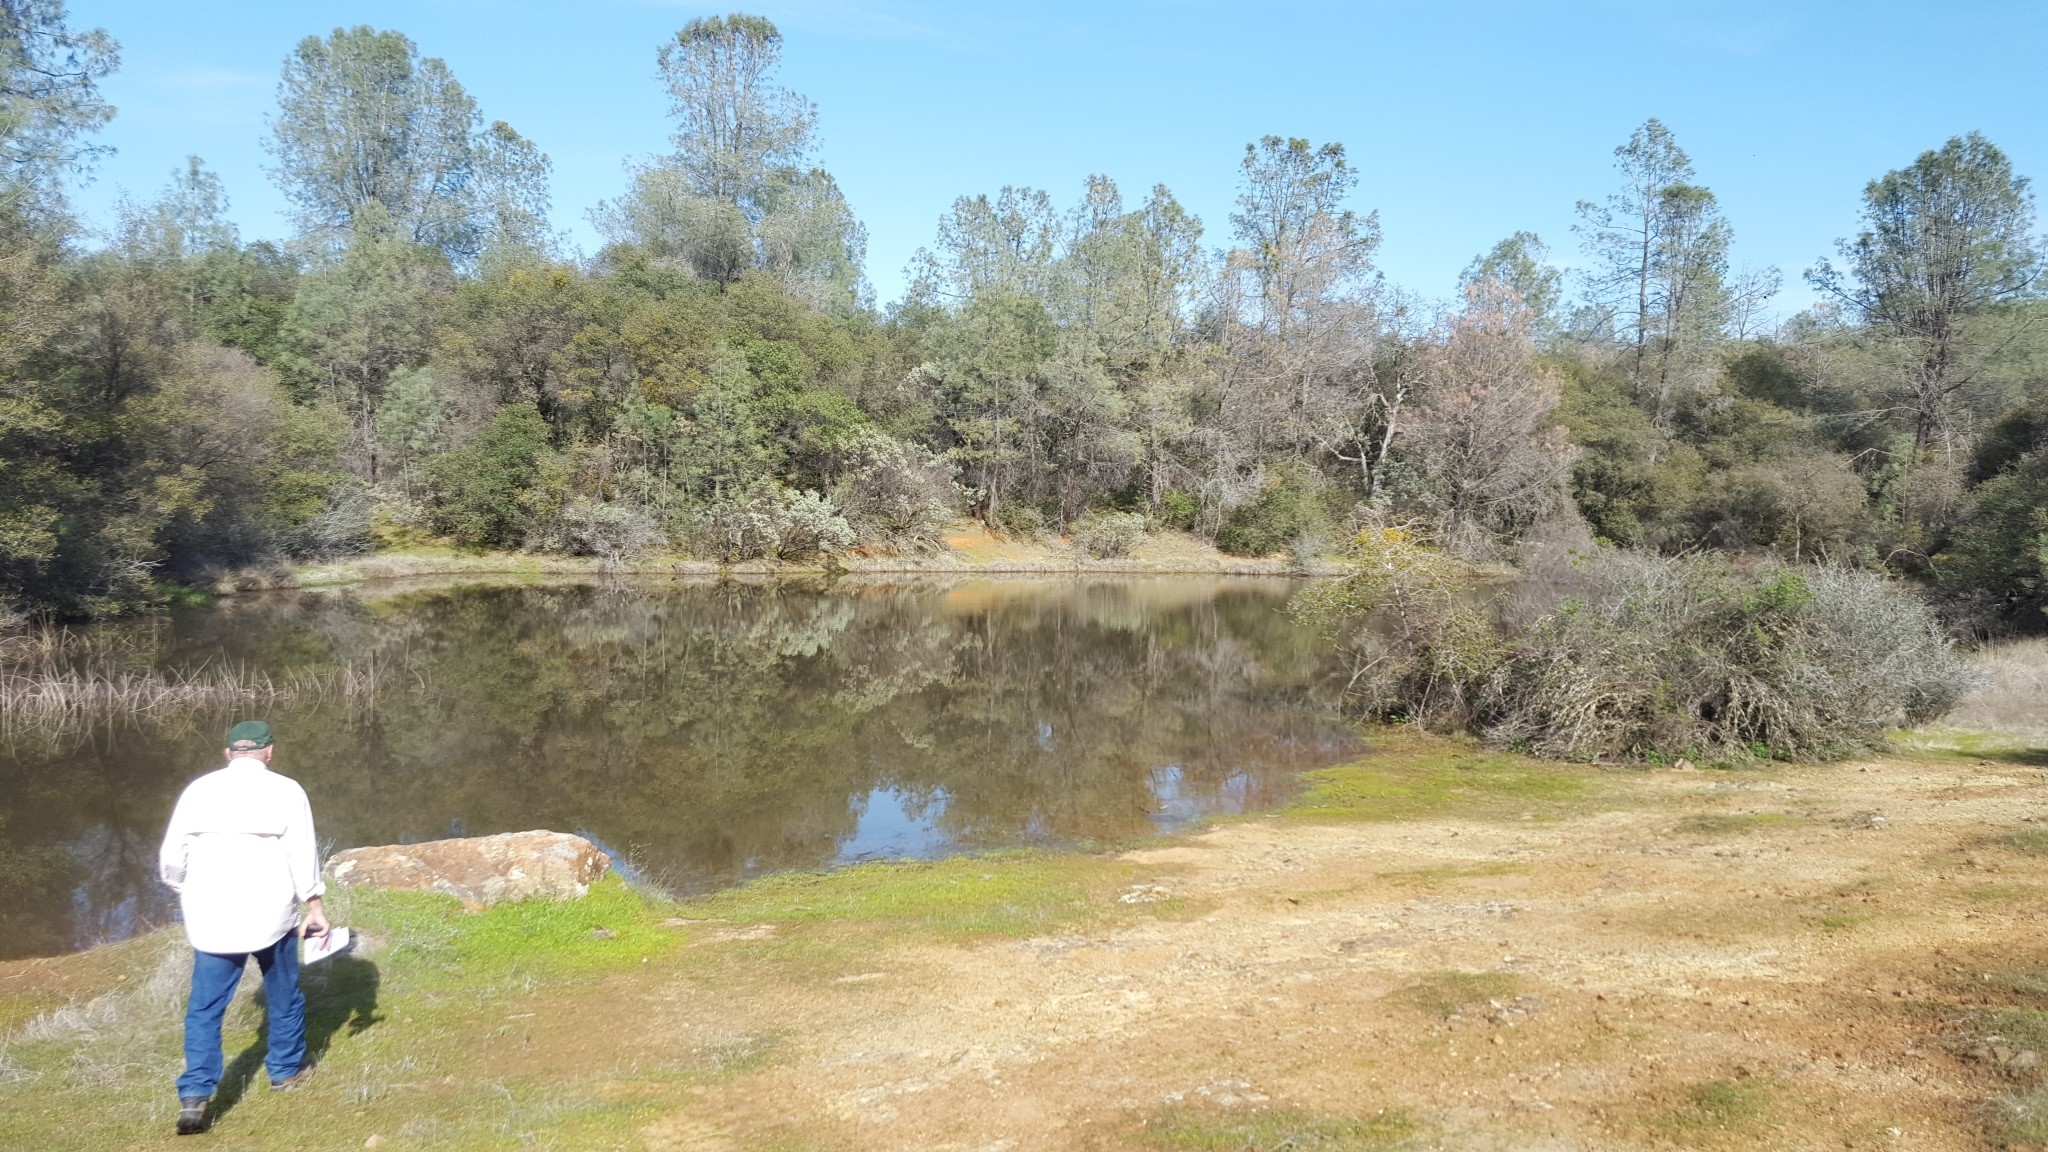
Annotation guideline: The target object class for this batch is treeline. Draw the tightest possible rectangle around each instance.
[0,5,2044,631]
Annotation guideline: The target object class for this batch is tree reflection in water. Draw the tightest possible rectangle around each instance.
[0,578,1356,959]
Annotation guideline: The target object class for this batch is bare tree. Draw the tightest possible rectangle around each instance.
[1400,281,1576,554]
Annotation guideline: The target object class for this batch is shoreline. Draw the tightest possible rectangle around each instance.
[7,729,2048,1149]
[211,527,1335,597]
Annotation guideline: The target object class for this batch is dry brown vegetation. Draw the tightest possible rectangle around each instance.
[1949,639,2048,737]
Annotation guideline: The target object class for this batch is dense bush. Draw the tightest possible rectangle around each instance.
[426,405,552,548]
[1072,511,1147,559]
[1296,532,1974,760]
[553,498,664,566]
[1216,466,1331,556]
[1489,558,1971,758]
[1941,449,2048,629]
[689,486,854,562]
[829,429,959,550]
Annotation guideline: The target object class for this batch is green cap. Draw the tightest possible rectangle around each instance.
[225,720,273,751]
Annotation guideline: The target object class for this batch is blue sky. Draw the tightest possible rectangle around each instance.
[68,1,2048,312]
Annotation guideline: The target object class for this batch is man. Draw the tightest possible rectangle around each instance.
[158,720,329,1136]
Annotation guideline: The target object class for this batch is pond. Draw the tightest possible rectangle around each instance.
[0,577,1358,960]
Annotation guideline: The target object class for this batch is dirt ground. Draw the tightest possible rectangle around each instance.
[9,740,2048,1151]
[624,750,2048,1151]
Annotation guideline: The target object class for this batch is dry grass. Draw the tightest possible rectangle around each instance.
[3,933,190,1089]
[1948,638,2048,736]
[0,625,381,739]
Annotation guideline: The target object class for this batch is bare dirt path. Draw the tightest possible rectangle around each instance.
[637,751,2048,1150]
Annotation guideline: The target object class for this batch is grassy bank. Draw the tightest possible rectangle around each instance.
[207,524,1317,598]
[5,722,2048,1149]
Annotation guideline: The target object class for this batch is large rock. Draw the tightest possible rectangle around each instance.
[326,830,610,910]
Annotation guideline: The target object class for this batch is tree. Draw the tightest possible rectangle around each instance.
[908,185,1061,305]
[597,14,865,308]
[1809,132,2041,454]
[283,206,451,477]
[268,26,551,263]
[1399,281,1574,553]
[1943,447,2048,628]
[675,346,772,502]
[0,0,116,216]
[1576,120,1691,382]
[1461,231,1562,340]
[1215,136,1382,468]
[1575,120,1770,432]
[927,289,1055,524]
[428,403,550,547]
[658,14,814,208]
[1227,136,1378,339]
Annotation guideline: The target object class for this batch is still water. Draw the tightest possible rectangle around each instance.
[0,578,1357,959]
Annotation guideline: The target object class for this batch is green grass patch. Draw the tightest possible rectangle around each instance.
[1138,1107,1416,1151]
[1962,884,2041,904]
[2001,828,2048,855]
[344,874,682,987]
[1389,971,1518,1020]
[1962,1007,2048,1051]
[1674,812,1793,836]
[1285,732,1588,823]
[680,850,1115,944]
[1649,1078,1772,1143]
[1887,726,2048,767]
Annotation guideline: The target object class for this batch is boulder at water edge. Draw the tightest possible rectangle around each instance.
[325,830,611,910]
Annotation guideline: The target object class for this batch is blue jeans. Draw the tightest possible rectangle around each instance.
[176,932,304,1099]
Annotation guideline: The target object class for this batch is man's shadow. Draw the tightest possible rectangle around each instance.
[210,950,382,1121]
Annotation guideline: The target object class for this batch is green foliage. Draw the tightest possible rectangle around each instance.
[1156,489,1198,531]
[1,5,2043,643]
[427,403,550,547]
[1942,449,2048,626]
[1291,527,1503,724]
[269,25,550,261]
[1216,465,1331,556]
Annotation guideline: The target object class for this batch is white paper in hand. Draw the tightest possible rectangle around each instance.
[301,926,350,966]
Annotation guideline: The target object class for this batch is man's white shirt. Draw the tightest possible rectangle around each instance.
[158,757,324,954]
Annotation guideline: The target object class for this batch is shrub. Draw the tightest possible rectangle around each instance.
[427,405,551,548]
[1292,528,1504,727]
[1072,511,1147,559]
[1940,448,2048,630]
[1216,465,1330,556]
[269,476,376,559]
[1155,489,1199,532]
[1487,558,1972,759]
[991,501,1046,537]
[829,429,959,550]
[689,486,853,563]
[771,489,856,560]
[553,498,663,566]
[1297,535,1975,760]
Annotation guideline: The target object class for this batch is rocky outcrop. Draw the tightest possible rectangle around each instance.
[325,830,610,910]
